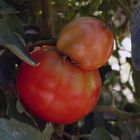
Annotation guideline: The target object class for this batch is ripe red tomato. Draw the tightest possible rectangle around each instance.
[57,17,114,70]
[16,45,102,124]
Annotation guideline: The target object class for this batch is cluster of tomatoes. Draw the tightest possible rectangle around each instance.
[16,17,114,124]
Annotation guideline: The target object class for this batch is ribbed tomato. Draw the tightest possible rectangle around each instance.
[16,45,102,124]
[57,17,114,70]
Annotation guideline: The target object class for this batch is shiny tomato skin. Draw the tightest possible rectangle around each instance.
[57,17,114,70]
[16,46,102,124]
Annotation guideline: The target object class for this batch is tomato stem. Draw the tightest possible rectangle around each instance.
[53,124,65,138]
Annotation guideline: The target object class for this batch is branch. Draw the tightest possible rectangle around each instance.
[40,0,55,38]
[63,132,90,139]
[95,105,140,122]
[115,0,131,19]
[53,124,65,138]
[27,39,56,48]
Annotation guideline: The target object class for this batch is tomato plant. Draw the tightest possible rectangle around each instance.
[16,45,102,124]
[57,17,114,70]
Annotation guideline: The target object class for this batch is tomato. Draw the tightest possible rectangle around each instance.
[16,45,102,124]
[57,17,114,70]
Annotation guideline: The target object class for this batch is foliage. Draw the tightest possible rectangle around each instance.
[0,0,140,140]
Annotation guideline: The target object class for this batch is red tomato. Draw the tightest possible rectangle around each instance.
[57,17,114,70]
[16,45,102,124]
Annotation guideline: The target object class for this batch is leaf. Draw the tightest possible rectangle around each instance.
[4,44,38,66]
[79,5,90,16]
[89,127,113,140]
[6,95,38,128]
[0,13,38,66]
[130,0,140,71]
[0,0,16,13]
[0,118,41,140]
[91,0,103,10]
[16,99,26,114]
[42,123,54,140]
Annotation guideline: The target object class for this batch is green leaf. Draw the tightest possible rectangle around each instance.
[0,13,38,66]
[91,0,103,10]
[89,127,113,140]
[4,44,38,66]
[42,123,54,140]
[16,99,26,114]
[79,5,90,16]
[6,95,38,128]
[0,118,41,140]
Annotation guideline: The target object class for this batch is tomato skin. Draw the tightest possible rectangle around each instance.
[16,46,102,124]
[57,17,114,70]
